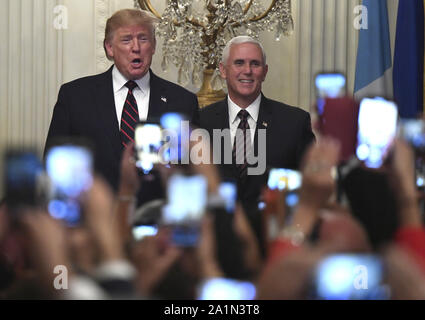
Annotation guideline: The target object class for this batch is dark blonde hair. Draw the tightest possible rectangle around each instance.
[103,9,159,60]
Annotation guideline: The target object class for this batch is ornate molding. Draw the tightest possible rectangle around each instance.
[95,0,111,73]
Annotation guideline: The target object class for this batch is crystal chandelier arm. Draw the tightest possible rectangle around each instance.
[138,0,204,27]
[248,0,279,22]
[173,0,205,27]
[243,0,254,14]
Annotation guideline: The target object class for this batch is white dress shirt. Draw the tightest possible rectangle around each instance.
[228,94,261,146]
[112,66,150,128]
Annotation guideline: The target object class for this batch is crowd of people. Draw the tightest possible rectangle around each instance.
[1,8,425,300]
[2,135,425,300]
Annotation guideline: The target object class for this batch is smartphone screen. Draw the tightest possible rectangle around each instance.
[45,145,93,226]
[399,119,425,151]
[134,123,163,174]
[132,224,158,241]
[399,119,425,188]
[197,278,256,300]
[315,73,346,99]
[218,181,237,213]
[356,97,398,168]
[267,168,302,222]
[162,174,207,246]
[4,150,44,209]
[312,254,390,300]
[160,112,190,164]
[264,168,302,240]
[267,168,302,191]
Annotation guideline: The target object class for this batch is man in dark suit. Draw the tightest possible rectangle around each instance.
[199,36,315,248]
[44,9,199,202]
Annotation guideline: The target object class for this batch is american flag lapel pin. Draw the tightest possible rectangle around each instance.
[161,96,167,103]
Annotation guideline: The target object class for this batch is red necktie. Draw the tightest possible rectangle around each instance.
[120,81,139,147]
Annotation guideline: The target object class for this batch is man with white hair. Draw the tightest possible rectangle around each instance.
[199,36,315,247]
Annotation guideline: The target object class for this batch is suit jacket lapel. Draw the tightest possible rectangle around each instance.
[94,66,122,160]
[212,99,236,175]
[147,70,168,121]
[213,99,230,131]
[254,93,273,157]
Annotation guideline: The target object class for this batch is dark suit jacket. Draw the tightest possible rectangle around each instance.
[44,66,199,195]
[199,94,315,249]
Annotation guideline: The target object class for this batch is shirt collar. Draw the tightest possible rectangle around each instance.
[228,94,261,124]
[112,65,150,94]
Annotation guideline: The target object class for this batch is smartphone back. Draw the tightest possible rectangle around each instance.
[317,97,360,162]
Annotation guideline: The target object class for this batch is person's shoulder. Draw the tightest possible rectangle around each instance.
[200,99,225,115]
[264,97,310,118]
[60,69,111,90]
[151,72,196,98]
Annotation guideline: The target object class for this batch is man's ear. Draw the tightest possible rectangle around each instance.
[219,62,226,79]
[152,38,156,55]
[104,40,114,59]
[262,64,268,82]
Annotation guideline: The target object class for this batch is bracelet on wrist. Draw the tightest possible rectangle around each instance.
[117,195,136,202]
[278,225,305,246]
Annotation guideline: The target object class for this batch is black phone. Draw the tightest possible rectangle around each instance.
[4,150,45,210]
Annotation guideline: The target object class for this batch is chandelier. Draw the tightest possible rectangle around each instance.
[136,0,294,107]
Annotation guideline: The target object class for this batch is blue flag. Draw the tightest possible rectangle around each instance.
[354,0,392,98]
[393,0,424,118]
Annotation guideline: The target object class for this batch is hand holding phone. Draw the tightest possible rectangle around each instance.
[160,112,190,164]
[132,225,158,241]
[4,150,45,210]
[45,144,93,227]
[134,122,163,174]
[263,168,302,242]
[398,119,425,188]
[311,254,390,300]
[197,278,256,300]
[208,181,237,213]
[356,97,398,168]
[399,119,425,152]
[161,174,207,246]
[315,73,346,99]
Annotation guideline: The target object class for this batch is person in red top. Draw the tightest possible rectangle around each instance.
[389,139,425,274]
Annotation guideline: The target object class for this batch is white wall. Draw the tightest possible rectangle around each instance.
[0,0,399,197]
